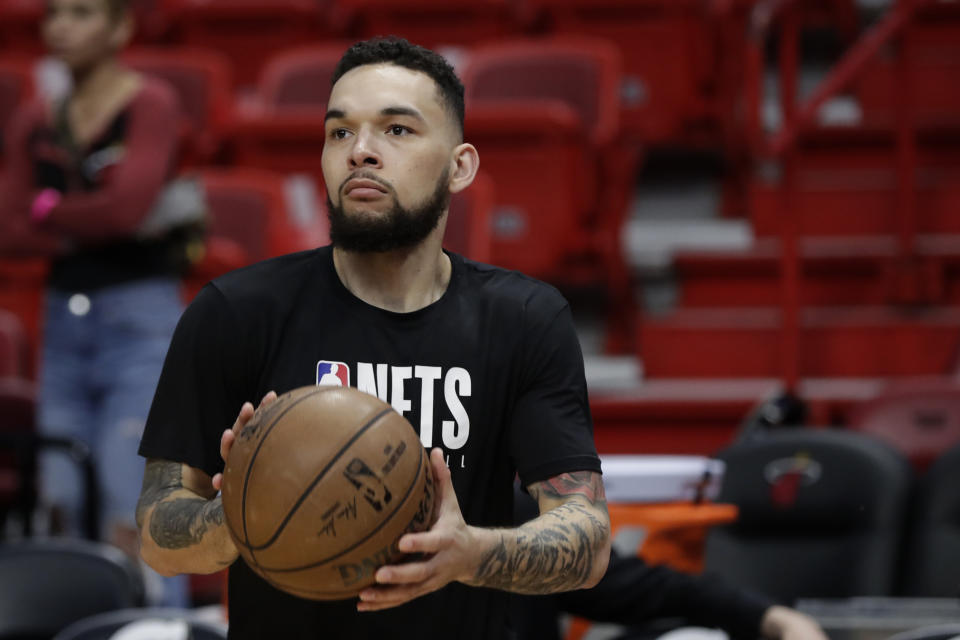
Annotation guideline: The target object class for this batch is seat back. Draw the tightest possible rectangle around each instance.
[462,38,621,149]
[0,309,28,378]
[849,378,960,472]
[0,59,33,157]
[444,171,494,264]
[197,168,325,263]
[0,538,145,640]
[256,43,352,111]
[334,0,518,49]
[704,429,913,603]
[900,442,960,597]
[53,608,227,640]
[122,47,233,163]
[161,0,326,88]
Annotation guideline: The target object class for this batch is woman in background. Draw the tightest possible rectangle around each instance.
[0,0,193,606]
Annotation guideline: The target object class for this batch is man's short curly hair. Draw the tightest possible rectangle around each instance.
[332,37,465,138]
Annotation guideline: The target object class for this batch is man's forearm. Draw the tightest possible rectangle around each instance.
[470,496,610,594]
[136,460,236,576]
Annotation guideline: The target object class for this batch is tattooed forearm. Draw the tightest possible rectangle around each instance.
[135,460,183,528]
[528,470,607,507]
[150,495,225,550]
[137,459,226,552]
[473,472,610,594]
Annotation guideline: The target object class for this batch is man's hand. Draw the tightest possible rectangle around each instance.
[357,448,485,612]
[761,605,829,640]
[212,390,277,491]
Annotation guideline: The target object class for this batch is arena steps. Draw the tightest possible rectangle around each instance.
[589,377,887,456]
[636,305,960,378]
[672,235,960,308]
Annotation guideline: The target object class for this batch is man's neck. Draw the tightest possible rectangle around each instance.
[332,238,452,313]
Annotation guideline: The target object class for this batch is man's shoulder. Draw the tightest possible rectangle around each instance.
[454,254,569,316]
[210,247,325,309]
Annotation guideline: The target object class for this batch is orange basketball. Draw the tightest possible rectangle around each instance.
[221,385,437,600]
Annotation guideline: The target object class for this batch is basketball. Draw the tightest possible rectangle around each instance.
[221,385,437,600]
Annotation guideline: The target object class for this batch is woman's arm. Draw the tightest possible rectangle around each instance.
[35,81,181,240]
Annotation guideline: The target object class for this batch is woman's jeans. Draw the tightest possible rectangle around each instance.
[37,277,189,606]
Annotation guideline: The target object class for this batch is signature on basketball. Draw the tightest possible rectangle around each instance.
[333,463,436,587]
[343,457,393,512]
[317,496,359,538]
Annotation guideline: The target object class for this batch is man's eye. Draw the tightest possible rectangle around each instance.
[389,125,411,136]
[330,129,349,140]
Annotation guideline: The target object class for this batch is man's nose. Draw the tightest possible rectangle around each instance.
[348,130,382,169]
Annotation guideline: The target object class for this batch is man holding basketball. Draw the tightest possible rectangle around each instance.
[135,37,611,638]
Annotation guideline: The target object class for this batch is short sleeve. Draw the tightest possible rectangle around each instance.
[139,283,254,477]
[509,297,601,487]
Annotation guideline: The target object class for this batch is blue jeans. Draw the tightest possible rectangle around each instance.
[37,277,189,606]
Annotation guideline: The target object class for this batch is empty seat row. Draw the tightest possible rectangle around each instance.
[706,428,960,602]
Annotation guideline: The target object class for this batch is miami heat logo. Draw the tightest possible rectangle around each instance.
[763,452,822,508]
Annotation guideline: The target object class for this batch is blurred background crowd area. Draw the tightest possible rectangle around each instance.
[1,0,960,631]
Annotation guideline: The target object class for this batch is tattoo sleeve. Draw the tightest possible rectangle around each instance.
[473,471,610,594]
[136,460,229,559]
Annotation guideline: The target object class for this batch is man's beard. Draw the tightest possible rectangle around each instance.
[326,168,451,253]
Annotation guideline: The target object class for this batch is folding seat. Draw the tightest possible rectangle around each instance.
[848,378,960,472]
[461,38,638,349]
[444,170,494,264]
[521,0,716,145]
[0,58,34,166]
[223,113,330,195]
[255,43,353,112]
[0,0,44,57]
[852,2,960,132]
[899,442,960,597]
[332,0,519,49]
[704,429,913,603]
[226,44,347,195]
[0,258,47,380]
[0,309,27,379]
[184,168,311,302]
[160,0,328,88]
[195,167,327,263]
[122,47,234,164]
[0,538,145,640]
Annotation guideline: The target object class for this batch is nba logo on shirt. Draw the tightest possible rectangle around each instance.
[316,361,350,387]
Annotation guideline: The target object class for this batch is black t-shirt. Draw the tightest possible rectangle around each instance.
[139,246,601,640]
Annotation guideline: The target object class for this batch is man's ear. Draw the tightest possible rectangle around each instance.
[448,143,479,195]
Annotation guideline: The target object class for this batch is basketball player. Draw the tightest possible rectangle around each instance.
[135,38,611,638]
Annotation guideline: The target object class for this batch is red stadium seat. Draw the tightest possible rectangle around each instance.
[444,171,494,264]
[224,112,329,195]
[848,377,960,472]
[122,47,234,164]
[160,0,328,88]
[196,167,327,262]
[0,58,34,167]
[522,0,716,145]
[332,0,519,49]
[852,2,960,133]
[184,168,329,300]
[0,0,44,57]
[461,39,638,349]
[0,259,47,380]
[0,309,28,379]
[255,43,353,112]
